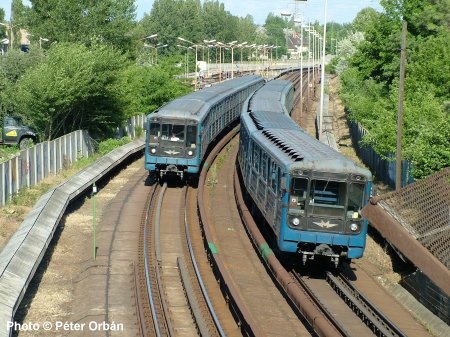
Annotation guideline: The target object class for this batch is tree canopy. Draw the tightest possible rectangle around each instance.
[334,0,450,179]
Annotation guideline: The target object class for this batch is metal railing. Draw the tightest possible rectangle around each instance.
[349,120,414,188]
[0,115,145,207]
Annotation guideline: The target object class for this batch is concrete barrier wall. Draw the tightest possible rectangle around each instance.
[0,139,145,337]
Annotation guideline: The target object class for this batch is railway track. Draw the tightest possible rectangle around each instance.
[292,268,409,337]
[280,68,318,135]
[233,157,410,337]
[136,181,226,336]
[132,70,422,337]
[326,270,407,337]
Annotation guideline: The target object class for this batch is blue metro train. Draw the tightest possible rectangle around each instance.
[238,80,372,266]
[145,75,265,181]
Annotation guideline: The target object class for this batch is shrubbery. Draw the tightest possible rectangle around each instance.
[334,1,450,179]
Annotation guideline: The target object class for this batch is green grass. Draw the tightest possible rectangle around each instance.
[0,145,20,163]
[206,141,235,188]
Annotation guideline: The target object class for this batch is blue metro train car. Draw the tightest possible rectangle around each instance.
[249,79,294,116]
[145,75,264,181]
[238,80,372,266]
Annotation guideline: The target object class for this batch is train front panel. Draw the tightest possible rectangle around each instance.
[145,116,201,180]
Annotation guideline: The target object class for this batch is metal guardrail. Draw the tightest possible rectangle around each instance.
[0,115,145,208]
[362,167,450,298]
[348,119,413,188]
[0,139,145,337]
[0,130,93,207]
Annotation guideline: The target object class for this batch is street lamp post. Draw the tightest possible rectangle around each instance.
[299,23,304,116]
[228,41,237,79]
[177,44,192,83]
[304,24,312,110]
[143,34,158,65]
[178,37,199,90]
[216,42,224,82]
[238,42,247,74]
[248,44,256,73]
[203,39,216,78]
[155,43,168,65]
[318,0,328,140]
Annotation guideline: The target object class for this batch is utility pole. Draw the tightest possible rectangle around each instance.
[396,21,407,191]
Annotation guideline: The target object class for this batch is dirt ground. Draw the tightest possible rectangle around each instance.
[13,159,143,336]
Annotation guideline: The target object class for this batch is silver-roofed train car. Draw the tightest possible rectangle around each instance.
[239,99,372,266]
[146,75,264,181]
[249,79,294,116]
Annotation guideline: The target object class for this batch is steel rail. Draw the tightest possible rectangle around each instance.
[327,272,407,337]
[291,272,350,336]
[143,184,163,337]
[153,183,176,337]
[154,183,167,264]
[183,188,226,337]
[233,167,342,337]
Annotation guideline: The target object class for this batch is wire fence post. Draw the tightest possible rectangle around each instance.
[92,182,98,260]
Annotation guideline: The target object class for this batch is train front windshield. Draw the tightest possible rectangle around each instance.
[149,122,197,148]
[290,178,365,220]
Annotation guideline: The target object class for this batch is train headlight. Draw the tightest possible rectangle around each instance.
[291,217,300,226]
[188,150,193,156]
[350,223,359,232]
[150,148,156,154]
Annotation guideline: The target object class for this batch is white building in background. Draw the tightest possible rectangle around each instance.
[285,29,308,59]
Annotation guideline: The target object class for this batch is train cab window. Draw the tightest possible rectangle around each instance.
[186,125,197,148]
[307,179,346,217]
[149,122,160,142]
[290,178,308,212]
[161,124,185,142]
[347,183,365,220]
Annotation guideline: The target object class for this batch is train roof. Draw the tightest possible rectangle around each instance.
[249,80,293,114]
[147,75,264,122]
[242,111,372,178]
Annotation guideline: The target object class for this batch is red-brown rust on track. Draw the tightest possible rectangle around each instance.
[233,168,342,337]
[198,127,267,337]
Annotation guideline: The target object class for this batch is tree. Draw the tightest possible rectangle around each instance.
[27,0,137,51]
[114,64,191,119]
[333,31,365,75]
[264,13,288,57]
[339,1,450,178]
[0,8,6,40]
[2,43,130,139]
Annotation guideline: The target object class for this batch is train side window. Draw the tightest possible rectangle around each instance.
[270,162,278,192]
[261,152,268,180]
[253,145,261,172]
[347,183,364,219]
[149,122,160,142]
[186,125,197,148]
[277,167,282,196]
